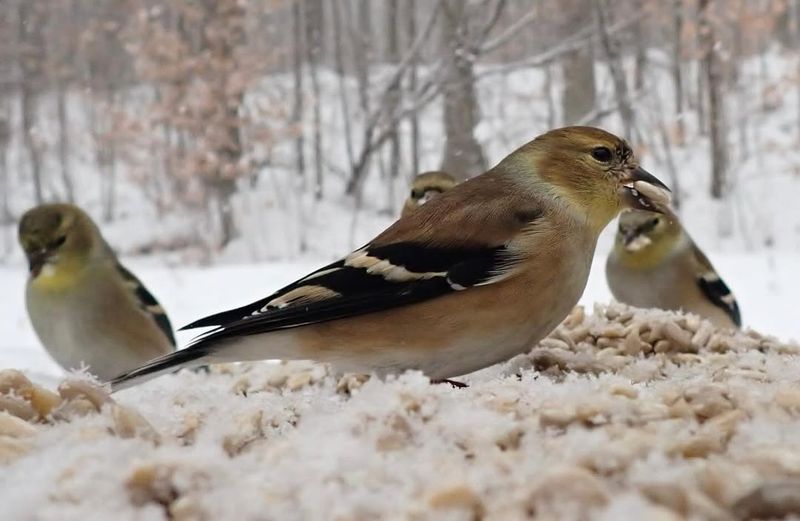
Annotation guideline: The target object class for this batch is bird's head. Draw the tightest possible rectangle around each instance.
[402,171,458,216]
[509,126,671,232]
[18,204,99,283]
[614,209,684,266]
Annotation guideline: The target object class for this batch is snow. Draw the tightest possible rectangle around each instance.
[1,304,798,520]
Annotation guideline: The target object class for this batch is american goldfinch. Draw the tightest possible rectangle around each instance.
[110,126,670,390]
[606,209,741,329]
[401,171,458,217]
[19,204,176,380]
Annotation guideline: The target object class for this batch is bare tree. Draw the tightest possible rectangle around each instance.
[304,0,324,200]
[671,0,685,142]
[131,0,260,247]
[699,0,727,199]
[49,0,77,202]
[331,0,355,173]
[81,3,129,222]
[632,3,647,92]
[0,7,12,223]
[694,0,707,135]
[439,0,489,179]
[385,0,402,211]
[594,0,635,138]
[17,0,47,204]
[406,0,421,178]
[0,115,9,223]
[344,4,442,195]
[291,0,306,188]
[560,1,596,125]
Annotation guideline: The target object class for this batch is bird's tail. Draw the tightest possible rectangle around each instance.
[108,346,210,392]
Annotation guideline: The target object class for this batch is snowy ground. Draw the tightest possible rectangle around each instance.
[1,304,799,520]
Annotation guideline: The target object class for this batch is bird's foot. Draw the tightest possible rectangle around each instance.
[431,378,468,388]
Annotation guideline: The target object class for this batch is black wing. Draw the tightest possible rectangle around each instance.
[691,244,741,327]
[697,273,742,327]
[183,241,522,347]
[116,263,177,346]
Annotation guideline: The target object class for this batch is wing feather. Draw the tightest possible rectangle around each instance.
[181,172,541,346]
[116,263,176,346]
[691,244,742,327]
[184,242,519,347]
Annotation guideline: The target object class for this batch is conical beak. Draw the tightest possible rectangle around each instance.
[619,166,672,213]
[27,248,48,278]
[622,229,638,246]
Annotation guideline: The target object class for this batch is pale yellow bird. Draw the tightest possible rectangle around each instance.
[19,204,176,380]
[401,171,458,217]
[111,126,670,390]
[606,209,741,329]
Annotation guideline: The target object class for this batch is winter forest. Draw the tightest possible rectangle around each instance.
[3,2,800,519]
[2,0,800,260]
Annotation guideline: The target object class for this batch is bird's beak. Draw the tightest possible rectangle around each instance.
[619,166,672,213]
[27,248,48,278]
[621,231,652,252]
[621,229,638,246]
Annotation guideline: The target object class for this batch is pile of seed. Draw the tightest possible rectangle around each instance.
[1,303,799,520]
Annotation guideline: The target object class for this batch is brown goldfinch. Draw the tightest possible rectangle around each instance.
[401,171,458,217]
[19,204,176,380]
[110,126,670,390]
[606,209,741,329]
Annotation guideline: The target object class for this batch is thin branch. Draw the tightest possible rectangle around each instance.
[479,3,537,54]
[474,0,508,46]
[477,9,644,79]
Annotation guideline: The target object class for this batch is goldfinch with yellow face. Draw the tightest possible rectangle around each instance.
[110,126,670,390]
[19,204,176,380]
[606,209,741,329]
[401,171,458,217]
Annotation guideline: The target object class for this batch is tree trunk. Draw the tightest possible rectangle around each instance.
[794,0,800,142]
[385,0,401,211]
[56,82,74,202]
[633,11,646,92]
[93,91,118,223]
[355,0,372,115]
[331,0,355,171]
[560,1,596,125]
[0,115,9,224]
[699,0,727,200]
[347,0,374,192]
[304,0,324,200]
[407,0,420,178]
[292,0,306,186]
[594,0,635,138]
[695,1,707,135]
[671,0,685,143]
[17,0,46,204]
[101,143,117,223]
[213,177,237,248]
[439,0,486,180]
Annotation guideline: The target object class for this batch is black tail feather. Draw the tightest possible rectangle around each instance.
[179,301,268,330]
[109,346,210,392]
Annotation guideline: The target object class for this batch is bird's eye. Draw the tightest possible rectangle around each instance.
[591,146,613,163]
[49,236,66,249]
[650,218,660,226]
[411,189,420,198]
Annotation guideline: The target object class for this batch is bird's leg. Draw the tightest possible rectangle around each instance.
[431,378,469,388]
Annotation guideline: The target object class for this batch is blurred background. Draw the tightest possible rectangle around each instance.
[0,0,798,372]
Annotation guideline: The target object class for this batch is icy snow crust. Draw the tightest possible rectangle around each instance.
[2,303,800,521]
